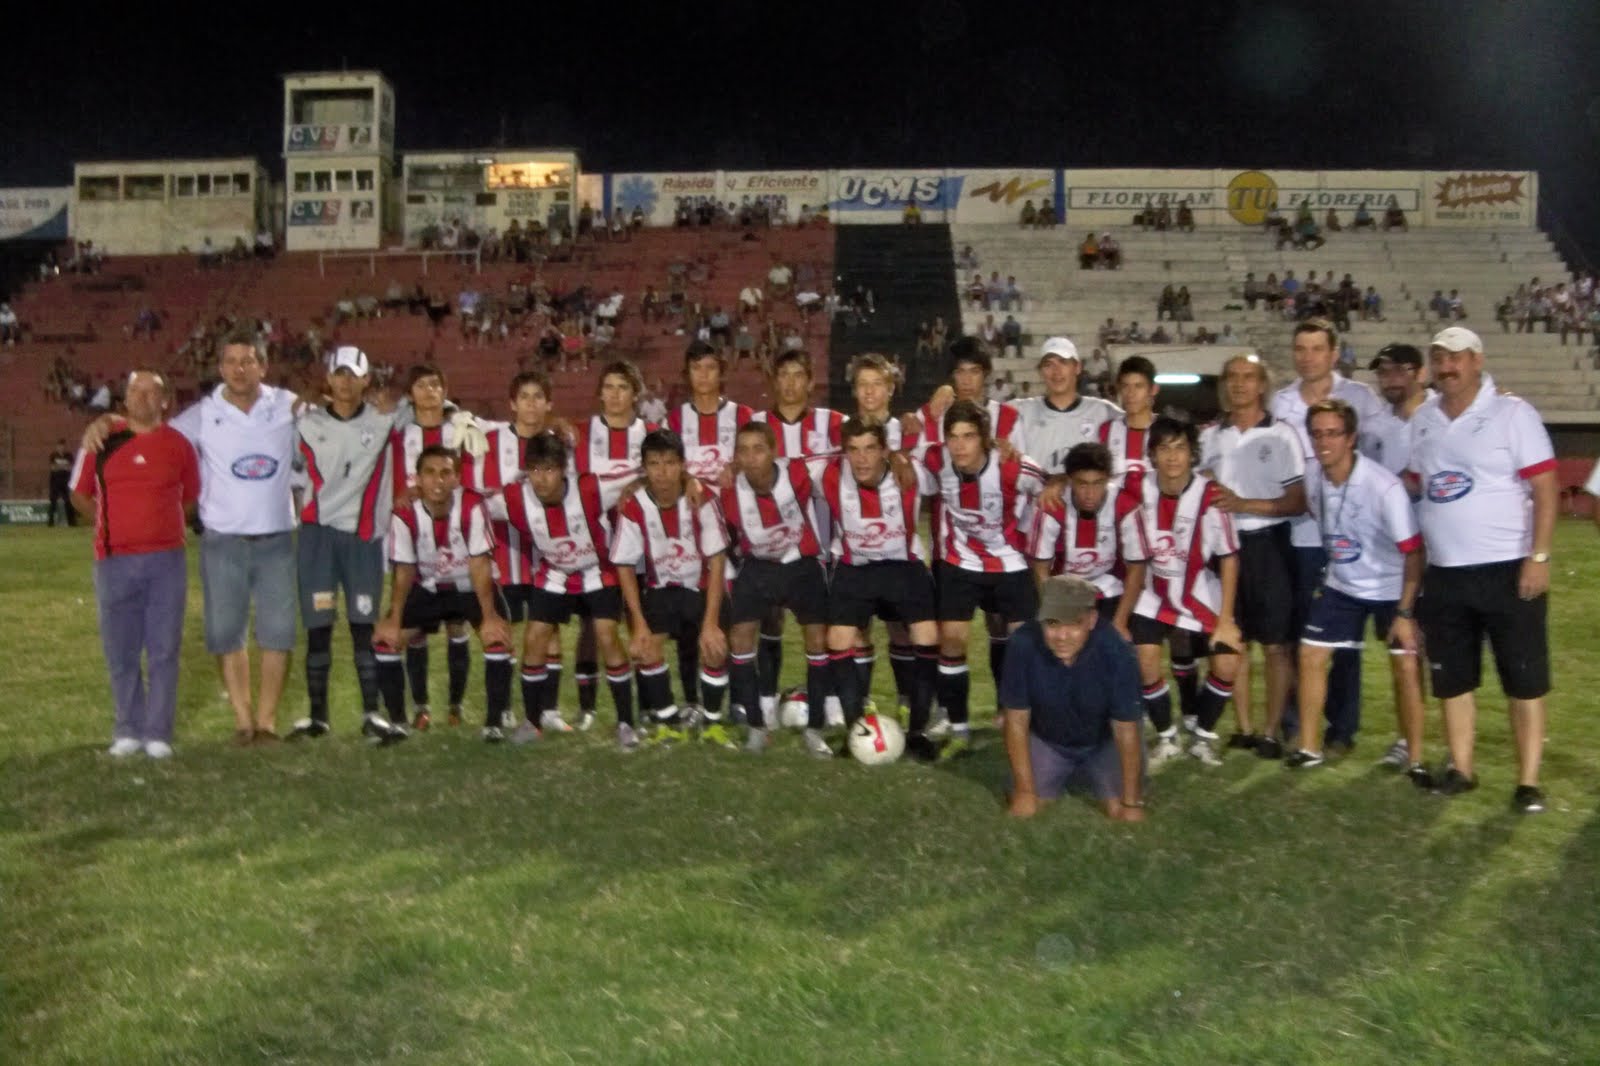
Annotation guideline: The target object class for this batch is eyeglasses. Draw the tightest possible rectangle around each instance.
[1309,429,1348,440]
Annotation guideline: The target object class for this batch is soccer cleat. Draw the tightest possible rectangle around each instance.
[108,738,143,758]
[1253,736,1284,760]
[1181,714,1199,735]
[617,723,641,752]
[938,733,973,762]
[1187,736,1223,767]
[1378,738,1410,768]
[1148,732,1184,769]
[481,725,506,744]
[700,723,737,749]
[905,733,940,763]
[1511,785,1546,814]
[743,727,769,754]
[1434,768,1478,796]
[143,740,174,760]
[1227,732,1259,751]
[510,721,541,746]
[1405,763,1436,790]
[287,718,330,740]
[654,725,689,745]
[1284,749,1325,770]
[577,710,597,732]
[895,701,911,729]
[802,728,834,759]
[538,710,574,734]
[413,710,432,732]
[447,706,463,727]
[380,723,411,747]
[362,714,396,743]
[926,703,951,738]
[412,705,431,728]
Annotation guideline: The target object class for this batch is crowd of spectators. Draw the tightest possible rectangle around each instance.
[1077,232,1122,269]
[1495,274,1600,345]
[1241,269,1381,329]
[1098,316,1236,348]
[965,271,1024,312]
[1017,199,1058,227]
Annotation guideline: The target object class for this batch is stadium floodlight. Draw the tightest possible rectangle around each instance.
[1154,373,1202,385]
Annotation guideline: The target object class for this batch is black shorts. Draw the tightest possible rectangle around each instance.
[502,583,535,623]
[934,562,1038,624]
[827,560,937,629]
[1129,613,1236,656]
[1418,561,1549,700]
[730,557,828,625]
[1235,524,1296,645]
[642,585,730,637]
[526,585,624,625]
[401,585,508,633]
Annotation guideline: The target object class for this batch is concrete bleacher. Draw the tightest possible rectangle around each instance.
[950,224,1593,418]
[0,227,836,495]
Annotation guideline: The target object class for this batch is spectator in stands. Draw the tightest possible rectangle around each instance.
[1429,290,1450,321]
[1293,204,1326,250]
[1352,203,1376,230]
[930,315,949,355]
[734,321,758,365]
[1038,199,1057,227]
[197,237,219,269]
[1098,318,1121,346]
[1174,286,1194,322]
[1264,201,1286,233]
[1382,204,1408,231]
[1496,294,1517,332]
[1176,201,1196,232]
[958,244,979,271]
[597,287,624,327]
[1084,347,1112,396]
[1560,302,1587,347]
[0,302,19,345]
[902,200,923,225]
[1158,284,1177,320]
[1362,286,1385,321]
[1019,200,1037,227]
[968,272,989,308]
[1124,321,1146,343]
[1447,289,1466,320]
[1001,314,1023,358]
[739,283,763,317]
[89,377,113,413]
[1242,272,1264,310]
[1153,203,1173,231]
[1150,324,1171,344]
[1218,324,1236,344]
[706,305,732,349]
[781,324,804,353]
[1003,276,1022,311]
[979,313,1001,354]
[1280,271,1300,300]
[986,272,1005,309]
[1079,233,1100,270]
[1324,207,1342,233]
[768,260,794,296]
[1098,233,1122,270]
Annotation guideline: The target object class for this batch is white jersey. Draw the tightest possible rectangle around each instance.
[1098,417,1152,493]
[821,459,927,564]
[1028,485,1142,598]
[389,488,494,593]
[918,445,1044,574]
[917,398,1024,454]
[720,460,823,564]
[1270,374,1386,548]
[1012,394,1122,475]
[573,414,654,511]
[1305,457,1421,602]
[667,398,753,482]
[753,406,843,471]
[610,490,729,591]
[1197,413,1305,533]
[169,383,298,535]
[503,473,617,594]
[1121,475,1239,633]
[1407,378,1555,567]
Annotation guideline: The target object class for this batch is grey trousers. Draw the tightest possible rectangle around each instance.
[94,548,188,742]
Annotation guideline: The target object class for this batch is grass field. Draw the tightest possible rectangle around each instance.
[4,523,1600,1065]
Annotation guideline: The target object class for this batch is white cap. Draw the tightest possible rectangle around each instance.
[1038,336,1081,364]
[329,345,370,376]
[1429,326,1483,354]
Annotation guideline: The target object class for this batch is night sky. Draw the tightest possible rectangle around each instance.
[4,2,1597,257]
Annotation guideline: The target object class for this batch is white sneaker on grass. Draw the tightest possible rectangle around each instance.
[539,710,574,734]
[1148,731,1184,768]
[108,738,142,758]
[143,740,173,760]
[1377,738,1409,768]
[803,728,834,759]
[617,723,640,752]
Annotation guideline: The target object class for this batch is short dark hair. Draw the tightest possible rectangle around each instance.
[416,443,458,473]
[1293,317,1338,350]
[1115,355,1157,386]
[508,368,551,400]
[406,363,446,393]
[943,399,992,444]
[770,349,811,377]
[1064,442,1113,477]
[736,419,776,449]
[522,432,568,471]
[217,323,260,354]
[1148,416,1198,456]
[598,359,644,398]
[641,427,686,462]
[947,335,990,377]
[840,418,887,448]
[1306,398,1358,438]
[683,339,723,375]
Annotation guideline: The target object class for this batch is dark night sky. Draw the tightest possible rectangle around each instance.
[5,2,1598,257]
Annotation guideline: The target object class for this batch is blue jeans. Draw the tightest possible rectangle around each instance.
[95,548,188,742]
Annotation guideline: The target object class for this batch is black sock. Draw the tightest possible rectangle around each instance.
[758,632,783,700]
[349,623,378,715]
[520,665,547,725]
[1197,675,1235,734]
[1171,657,1199,719]
[989,634,1009,689]
[1143,681,1173,733]
[677,642,700,706]
[543,657,562,714]
[405,639,429,706]
[910,645,938,734]
[607,664,635,727]
[483,647,511,728]
[853,644,875,704]
[889,642,915,708]
[376,645,407,724]
[700,663,728,718]
[637,660,674,717]
[447,634,470,707]
[936,654,970,727]
[305,625,333,723]
[576,660,599,714]
[731,652,761,727]
[831,649,863,725]
[805,653,829,729]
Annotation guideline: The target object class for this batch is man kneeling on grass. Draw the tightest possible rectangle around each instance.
[1002,575,1147,821]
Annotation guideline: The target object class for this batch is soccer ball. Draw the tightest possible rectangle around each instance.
[848,713,905,766]
[778,687,810,730]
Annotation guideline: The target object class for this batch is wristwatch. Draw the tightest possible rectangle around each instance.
[1531,552,1551,564]
[1395,607,1416,619]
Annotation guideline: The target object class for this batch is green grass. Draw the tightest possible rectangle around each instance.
[3,524,1600,1065]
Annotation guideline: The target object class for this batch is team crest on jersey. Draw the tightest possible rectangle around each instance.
[231,454,280,479]
[1325,535,1363,563]
[1066,550,1101,574]
[360,430,376,449]
[1426,470,1474,503]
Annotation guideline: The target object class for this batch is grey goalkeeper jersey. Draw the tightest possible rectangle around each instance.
[294,403,400,539]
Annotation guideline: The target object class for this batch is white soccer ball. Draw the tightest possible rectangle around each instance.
[778,687,810,730]
[848,713,905,766]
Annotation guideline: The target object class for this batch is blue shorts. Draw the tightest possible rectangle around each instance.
[1300,586,1396,650]
[200,531,298,653]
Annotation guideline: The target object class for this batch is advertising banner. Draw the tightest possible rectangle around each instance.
[719,170,828,216]
[0,501,49,524]
[607,172,719,227]
[285,123,377,153]
[1423,171,1537,227]
[1064,169,1432,227]
[950,169,1057,224]
[828,169,961,223]
[0,187,70,241]
[1062,169,1219,227]
[284,196,380,250]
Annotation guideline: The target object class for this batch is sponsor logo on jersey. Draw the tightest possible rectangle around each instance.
[231,454,280,480]
[1426,470,1474,503]
[1325,535,1363,563]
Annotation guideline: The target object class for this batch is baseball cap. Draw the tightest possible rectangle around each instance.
[1368,343,1423,370]
[1038,336,1081,365]
[1037,574,1098,622]
[330,345,371,377]
[1429,326,1483,354]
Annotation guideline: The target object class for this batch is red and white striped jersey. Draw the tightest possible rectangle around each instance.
[1120,475,1239,633]
[503,473,618,594]
[1098,418,1152,494]
[667,399,753,482]
[850,413,918,453]
[821,459,926,564]
[610,488,730,590]
[389,488,494,593]
[460,424,544,585]
[1028,486,1141,598]
[720,460,822,564]
[393,419,459,491]
[918,445,1045,573]
[754,406,844,474]
[916,398,1025,453]
[573,414,656,510]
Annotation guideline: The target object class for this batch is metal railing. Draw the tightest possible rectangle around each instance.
[316,246,482,277]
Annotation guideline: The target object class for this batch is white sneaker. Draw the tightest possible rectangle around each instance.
[1377,738,1409,768]
[617,723,640,752]
[108,738,142,758]
[1188,735,1223,767]
[538,710,574,733]
[577,710,596,732]
[803,728,834,759]
[758,694,777,725]
[824,695,845,729]
[1148,732,1184,769]
[926,702,951,738]
[511,721,541,746]
[1181,714,1199,735]
[143,740,174,759]
[744,727,769,754]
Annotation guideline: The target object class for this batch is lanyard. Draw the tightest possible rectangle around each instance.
[1318,457,1356,544]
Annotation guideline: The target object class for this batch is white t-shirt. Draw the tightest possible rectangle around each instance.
[1407,378,1556,567]
[1269,373,1386,548]
[170,383,298,535]
[1305,457,1421,601]
[1197,413,1305,533]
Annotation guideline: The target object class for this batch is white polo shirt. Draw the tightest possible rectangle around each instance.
[170,383,298,535]
[1364,406,1415,476]
[1270,373,1386,548]
[1305,456,1421,601]
[1198,412,1305,533]
[1407,377,1555,567]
